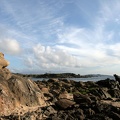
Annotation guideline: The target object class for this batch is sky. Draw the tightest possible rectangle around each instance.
[0,0,120,75]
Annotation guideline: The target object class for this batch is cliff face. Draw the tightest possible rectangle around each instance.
[0,52,46,115]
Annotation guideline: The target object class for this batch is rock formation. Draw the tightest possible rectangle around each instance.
[0,52,46,116]
[0,52,9,69]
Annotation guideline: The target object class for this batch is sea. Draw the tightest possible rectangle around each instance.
[31,75,115,82]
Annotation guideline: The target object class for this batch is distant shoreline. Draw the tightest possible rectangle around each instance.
[14,73,104,78]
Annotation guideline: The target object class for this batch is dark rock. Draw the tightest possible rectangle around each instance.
[73,93,92,104]
[43,106,57,117]
[91,88,111,99]
[48,78,59,83]
[108,89,120,98]
[85,108,95,115]
[96,79,119,89]
[110,111,120,120]
[114,74,120,84]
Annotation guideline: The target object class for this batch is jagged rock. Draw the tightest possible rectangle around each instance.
[114,74,120,84]
[73,93,92,104]
[53,108,85,120]
[55,99,75,109]
[110,111,120,120]
[43,106,57,117]
[0,68,12,80]
[96,79,119,89]
[91,88,111,99]
[108,89,120,98]
[0,52,11,80]
[85,108,95,115]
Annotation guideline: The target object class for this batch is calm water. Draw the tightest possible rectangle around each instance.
[31,75,115,82]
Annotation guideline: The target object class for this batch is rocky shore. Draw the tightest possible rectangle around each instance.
[0,52,120,120]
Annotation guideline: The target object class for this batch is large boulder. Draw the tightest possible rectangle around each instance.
[73,93,92,105]
[0,53,47,116]
[0,75,47,115]
[55,99,75,109]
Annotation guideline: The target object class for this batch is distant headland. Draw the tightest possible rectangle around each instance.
[15,73,100,78]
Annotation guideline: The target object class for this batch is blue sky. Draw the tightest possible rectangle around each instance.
[0,0,120,75]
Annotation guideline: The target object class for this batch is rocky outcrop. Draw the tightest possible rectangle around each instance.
[1,53,120,120]
[0,52,9,69]
[0,52,46,116]
[0,76,47,116]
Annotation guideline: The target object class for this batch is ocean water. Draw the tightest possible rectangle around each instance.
[31,75,115,82]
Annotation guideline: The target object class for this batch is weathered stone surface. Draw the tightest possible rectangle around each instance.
[0,74,46,115]
[55,99,75,109]
[58,92,73,100]
[73,93,92,104]
[91,88,111,99]
[108,89,120,98]
[96,78,120,89]
[0,52,9,69]
[110,111,120,120]
[0,68,12,80]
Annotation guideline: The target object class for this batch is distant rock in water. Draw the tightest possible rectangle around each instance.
[0,52,46,116]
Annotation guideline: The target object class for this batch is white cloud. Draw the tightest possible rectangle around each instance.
[0,39,21,55]
[25,44,81,70]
